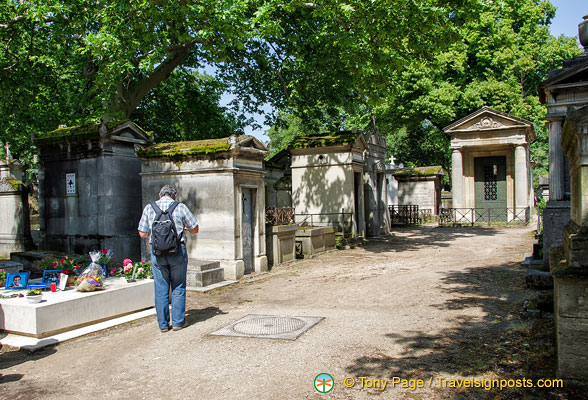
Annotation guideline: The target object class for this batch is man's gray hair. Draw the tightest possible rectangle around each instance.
[159,184,177,198]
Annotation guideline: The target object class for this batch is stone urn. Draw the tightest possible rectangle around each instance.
[580,14,588,53]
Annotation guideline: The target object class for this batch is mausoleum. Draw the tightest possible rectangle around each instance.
[444,107,534,223]
[33,121,151,261]
[287,130,389,237]
[137,135,268,280]
[538,23,588,265]
[0,158,31,257]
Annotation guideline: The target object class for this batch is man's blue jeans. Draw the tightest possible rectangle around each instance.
[150,244,188,329]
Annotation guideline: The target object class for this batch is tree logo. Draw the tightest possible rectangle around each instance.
[314,373,334,393]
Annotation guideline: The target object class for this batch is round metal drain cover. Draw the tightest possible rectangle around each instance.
[232,316,305,336]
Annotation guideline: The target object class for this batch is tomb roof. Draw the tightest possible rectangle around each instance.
[287,131,362,149]
[33,120,152,146]
[393,165,445,177]
[137,135,266,159]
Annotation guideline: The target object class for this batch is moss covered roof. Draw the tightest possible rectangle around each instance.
[394,166,445,177]
[33,120,149,146]
[137,136,248,159]
[287,131,360,149]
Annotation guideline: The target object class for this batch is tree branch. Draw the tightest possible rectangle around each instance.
[112,42,196,116]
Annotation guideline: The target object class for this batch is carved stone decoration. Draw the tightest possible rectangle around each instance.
[471,116,504,130]
[579,14,588,53]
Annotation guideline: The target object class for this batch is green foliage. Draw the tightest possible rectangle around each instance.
[131,69,245,143]
[267,0,582,184]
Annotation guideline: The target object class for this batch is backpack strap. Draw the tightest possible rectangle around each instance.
[150,201,163,220]
[166,201,185,242]
[166,201,179,216]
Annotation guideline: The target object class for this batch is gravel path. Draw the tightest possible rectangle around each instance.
[0,225,537,399]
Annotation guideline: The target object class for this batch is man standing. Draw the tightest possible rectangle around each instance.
[138,184,199,332]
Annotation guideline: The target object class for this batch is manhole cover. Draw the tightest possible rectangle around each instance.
[232,316,306,336]
[209,314,324,340]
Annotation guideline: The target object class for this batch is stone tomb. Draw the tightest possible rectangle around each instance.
[0,278,154,337]
[550,105,588,381]
[33,121,151,261]
[391,166,446,217]
[288,131,390,237]
[138,135,268,281]
[444,106,534,223]
[0,159,31,257]
[539,29,588,266]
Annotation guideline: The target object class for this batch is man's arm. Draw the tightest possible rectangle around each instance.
[185,226,199,234]
[138,230,150,238]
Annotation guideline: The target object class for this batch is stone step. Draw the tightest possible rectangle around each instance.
[186,259,224,287]
[0,260,24,273]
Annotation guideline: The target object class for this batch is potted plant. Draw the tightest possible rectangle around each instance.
[26,289,43,303]
[0,269,6,288]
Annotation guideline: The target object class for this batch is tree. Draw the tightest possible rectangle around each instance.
[266,0,581,180]
[131,69,246,143]
[378,0,581,178]
[1,0,474,160]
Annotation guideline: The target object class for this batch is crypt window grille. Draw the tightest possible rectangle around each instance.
[484,166,498,201]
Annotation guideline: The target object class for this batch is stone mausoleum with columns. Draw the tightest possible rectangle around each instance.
[444,106,534,223]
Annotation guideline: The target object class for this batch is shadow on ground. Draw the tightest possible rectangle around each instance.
[361,225,503,254]
[185,306,227,326]
[345,258,587,399]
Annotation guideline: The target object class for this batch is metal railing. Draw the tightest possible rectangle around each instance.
[265,207,295,226]
[439,207,530,226]
[388,205,420,226]
[295,209,355,238]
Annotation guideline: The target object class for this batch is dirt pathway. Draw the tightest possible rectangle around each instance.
[0,225,563,399]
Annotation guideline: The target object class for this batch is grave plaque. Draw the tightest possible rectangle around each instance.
[65,173,76,195]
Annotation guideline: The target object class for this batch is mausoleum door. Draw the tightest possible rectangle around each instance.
[242,188,255,274]
[474,156,507,222]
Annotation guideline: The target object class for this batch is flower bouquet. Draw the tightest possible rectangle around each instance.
[109,259,153,281]
[98,248,113,277]
[76,251,106,292]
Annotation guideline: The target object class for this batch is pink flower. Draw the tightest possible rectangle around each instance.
[123,258,132,266]
[109,267,116,276]
[123,264,132,273]
[137,267,144,275]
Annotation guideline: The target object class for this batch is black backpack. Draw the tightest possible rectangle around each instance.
[150,201,183,256]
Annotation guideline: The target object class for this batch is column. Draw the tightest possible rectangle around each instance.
[548,120,565,200]
[451,149,463,209]
[514,145,528,209]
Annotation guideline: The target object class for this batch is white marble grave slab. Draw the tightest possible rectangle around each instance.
[0,277,154,337]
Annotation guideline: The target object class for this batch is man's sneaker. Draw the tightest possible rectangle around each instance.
[160,326,170,333]
[172,322,188,331]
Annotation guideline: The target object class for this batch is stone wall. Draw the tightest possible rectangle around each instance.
[38,140,143,261]
[397,179,438,214]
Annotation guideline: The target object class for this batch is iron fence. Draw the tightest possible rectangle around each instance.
[388,205,420,226]
[439,207,530,226]
[265,207,295,226]
[295,209,355,237]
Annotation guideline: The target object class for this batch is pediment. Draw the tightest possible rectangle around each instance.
[237,135,267,151]
[109,121,152,144]
[443,107,533,135]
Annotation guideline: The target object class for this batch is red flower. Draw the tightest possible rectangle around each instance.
[102,249,108,254]
[60,258,65,264]
[64,270,70,274]
[74,265,79,270]
[52,261,57,267]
